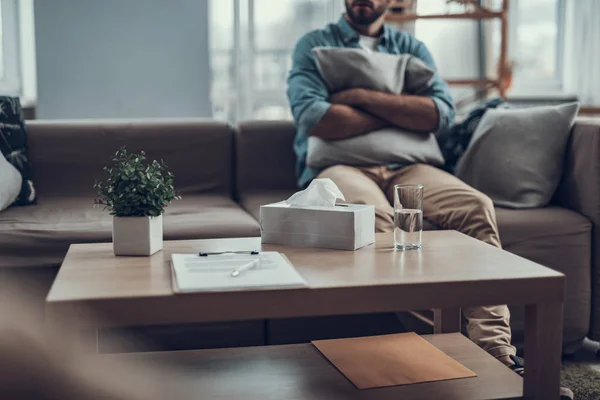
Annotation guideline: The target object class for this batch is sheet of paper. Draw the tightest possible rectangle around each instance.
[171,252,307,292]
[312,332,477,389]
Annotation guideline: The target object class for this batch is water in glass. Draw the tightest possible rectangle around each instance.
[394,208,423,250]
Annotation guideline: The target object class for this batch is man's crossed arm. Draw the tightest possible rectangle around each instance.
[331,89,439,133]
[309,91,439,140]
[307,103,389,140]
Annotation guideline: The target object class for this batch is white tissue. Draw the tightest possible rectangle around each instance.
[285,178,346,208]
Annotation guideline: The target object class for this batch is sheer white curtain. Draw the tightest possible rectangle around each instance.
[564,0,600,105]
[209,0,344,122]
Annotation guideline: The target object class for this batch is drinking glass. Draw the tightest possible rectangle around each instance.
[393,184,424,250]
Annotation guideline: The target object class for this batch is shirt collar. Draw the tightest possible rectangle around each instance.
[336,15,392,45]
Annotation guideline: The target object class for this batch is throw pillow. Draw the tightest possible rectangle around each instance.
[312,47,434,95]
[0,96,36,205]
[305,47,444,169]
[0,149,22,211]
[455,102,580,208]
[437,97,506,174]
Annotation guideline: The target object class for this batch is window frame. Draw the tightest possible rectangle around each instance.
[506,0,567,96]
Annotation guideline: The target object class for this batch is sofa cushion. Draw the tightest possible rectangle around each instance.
[0,195,260,269]
[162,195,259,240]
[496,206,591,249]
[26,119,235,199]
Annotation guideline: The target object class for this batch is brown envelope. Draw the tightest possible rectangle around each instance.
[312,332,477,389]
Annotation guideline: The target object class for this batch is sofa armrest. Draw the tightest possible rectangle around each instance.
[553,117,600,339]
[554,118,600,218]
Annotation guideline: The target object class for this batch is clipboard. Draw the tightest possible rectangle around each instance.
[170,252,307,293]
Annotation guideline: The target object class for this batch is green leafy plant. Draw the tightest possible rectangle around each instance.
[94,147,180,217]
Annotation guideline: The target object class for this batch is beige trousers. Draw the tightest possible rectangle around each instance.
[317,164,517,364]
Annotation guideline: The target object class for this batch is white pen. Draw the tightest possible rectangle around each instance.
[230,259,260,277]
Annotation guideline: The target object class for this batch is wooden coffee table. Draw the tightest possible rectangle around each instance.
[47,231,565,400]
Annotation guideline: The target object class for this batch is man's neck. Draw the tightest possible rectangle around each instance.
[344,14,385,37]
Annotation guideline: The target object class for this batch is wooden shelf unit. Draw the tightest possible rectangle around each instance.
[386,0,511,99]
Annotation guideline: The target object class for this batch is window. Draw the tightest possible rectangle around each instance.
[209,0,567,122]
[413,0,483,105]
[209,0,343,122]
[0,0,35,103]
[491,0,566,95]
[0,0,21,96]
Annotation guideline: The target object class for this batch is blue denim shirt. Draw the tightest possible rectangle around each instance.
[287,17,455,188]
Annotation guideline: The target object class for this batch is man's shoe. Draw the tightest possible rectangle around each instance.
[508,355,574,400]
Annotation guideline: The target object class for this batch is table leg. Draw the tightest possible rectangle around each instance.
[433,307,461,333]
[524,302,564,400]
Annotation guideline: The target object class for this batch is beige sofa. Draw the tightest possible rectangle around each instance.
[1,118,598,352]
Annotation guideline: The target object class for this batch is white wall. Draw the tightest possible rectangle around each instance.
[34,0,211,119]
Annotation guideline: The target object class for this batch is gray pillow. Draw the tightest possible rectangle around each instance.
[312,47,435,95]
[455,102,580,208]
[306,47,444,169]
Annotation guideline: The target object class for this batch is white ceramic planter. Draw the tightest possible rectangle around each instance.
[112,215,163,256]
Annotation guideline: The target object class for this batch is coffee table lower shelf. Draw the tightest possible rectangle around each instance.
[107,333,523,400]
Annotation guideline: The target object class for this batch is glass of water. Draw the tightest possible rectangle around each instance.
[394,184,424,250]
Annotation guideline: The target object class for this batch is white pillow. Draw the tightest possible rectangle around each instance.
[0,150,23,211]
[306,47,444,169]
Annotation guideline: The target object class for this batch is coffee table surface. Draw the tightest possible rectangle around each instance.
[47,231,563,328]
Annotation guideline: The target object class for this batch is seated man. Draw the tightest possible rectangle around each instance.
[287,1,571,398]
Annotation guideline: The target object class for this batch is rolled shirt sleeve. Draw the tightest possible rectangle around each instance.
[410,40,456,135]
[287,33,334,187]
[287,33,331,139]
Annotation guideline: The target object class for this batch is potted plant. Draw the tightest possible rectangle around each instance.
[94,147,180,256]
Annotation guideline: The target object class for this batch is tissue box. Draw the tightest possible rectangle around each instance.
[260,202,375,251]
